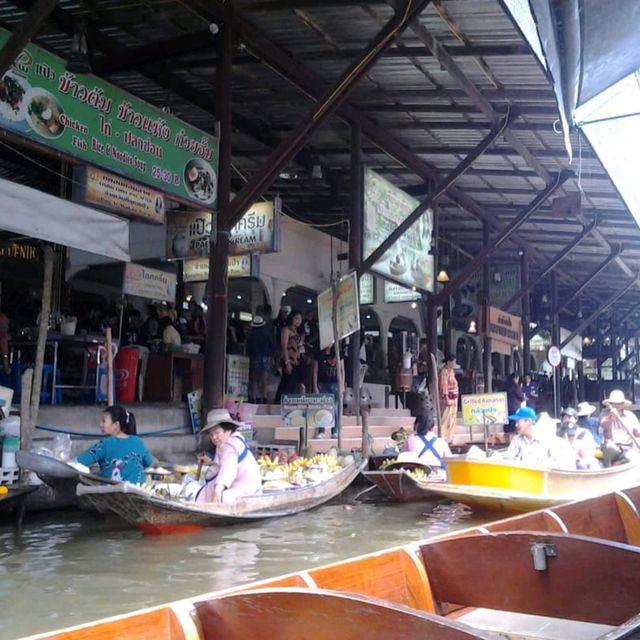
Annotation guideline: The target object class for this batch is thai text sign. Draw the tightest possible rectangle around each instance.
[0,27,219,205]
[281,394,336,434]
[73,165,165,223]
[359,273,375,305]
[228,200,280,256]
[122,263,176,302]
[461,393,508,426]
[318,272,361,350]
[182,254,257,282]
[484,306,521,346]
[363,168,434,292]
[166,211,213,259]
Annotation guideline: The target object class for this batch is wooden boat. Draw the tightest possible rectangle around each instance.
[75,458,365,533]
[366,456,640,512]
[0,484,38,515]
[18,484,640,640]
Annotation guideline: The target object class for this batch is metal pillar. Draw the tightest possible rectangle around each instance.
[203,16,232,412]
[482,222,492,392]
[551,272,561,416]
[436,170,573,304]
[596,319,603,401]
[521,249,531,376]
[611,311,618,383]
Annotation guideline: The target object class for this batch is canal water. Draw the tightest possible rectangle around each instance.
[0,496,496,639]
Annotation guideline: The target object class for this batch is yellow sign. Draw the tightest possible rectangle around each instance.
[461,392,508,426]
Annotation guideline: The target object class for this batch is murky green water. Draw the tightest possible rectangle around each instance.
[0,495,496,639]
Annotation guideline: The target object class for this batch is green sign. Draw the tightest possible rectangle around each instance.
[0,27,219,205]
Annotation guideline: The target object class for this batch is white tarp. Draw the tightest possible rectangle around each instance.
[0,177,130,261]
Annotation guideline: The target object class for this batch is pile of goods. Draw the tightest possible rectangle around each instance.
[378,458,431,481]
[141,464,204,500]
[259,452,354,490]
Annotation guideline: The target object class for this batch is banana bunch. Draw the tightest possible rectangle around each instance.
[406,468,429,481]
[380,458,396,470]
[258,453,341,483]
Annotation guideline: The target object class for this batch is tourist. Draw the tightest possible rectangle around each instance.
[438,355,459,444]
[559,407,578,434]
[560,420,599,469]
[196,409,261,504]
[404,414,451,468]
[246,315,275,404]
[313,345,342,438]
[75,406,153,484]
[275,309,306,402]
[577,401,602,444]
[506,374,526,439]
[522,374,539,410]
[600,390,640,467]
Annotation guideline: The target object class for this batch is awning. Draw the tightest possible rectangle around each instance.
[0,177,130,261]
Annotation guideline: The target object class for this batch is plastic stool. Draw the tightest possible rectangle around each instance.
[32,364,62,405]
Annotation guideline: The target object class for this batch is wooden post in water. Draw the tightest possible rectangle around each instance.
[331,278,344,451]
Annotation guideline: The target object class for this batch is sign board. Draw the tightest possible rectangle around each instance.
[461,392,508,426]
[166,211,213,259]
[0,27,219,205]
[187,389,202,434]
[383,281,421,303]
[363,168,434,292]
[483,306,522,346]
[318,271,360,350]
[281,394,336,435]
[359,273,375,305]
[228,200,280,256]
[182,254,259,282]
[547,345,562,368]
[560,327,583,361]
[225,355,250,399]
[73,165,165,223]
[122,263,176,302]
[0,241,40,261]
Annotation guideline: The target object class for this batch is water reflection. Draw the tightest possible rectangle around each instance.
[0,498,495,639]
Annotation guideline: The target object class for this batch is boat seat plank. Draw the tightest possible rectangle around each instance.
[621,486,640,513]
[614,492,640,547]
[596,611,640,639]
[551,494,628,543]
[420,532,640,626]
[307,547,436,612]
[193,588,501,640]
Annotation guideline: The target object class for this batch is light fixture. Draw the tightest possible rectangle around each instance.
[282,292,287,297]
[208,22,220,35]
[577,310,584,319]
[236,295,242,300]
[436,270,450,283]
[311,163,323,180]
[493,270,502,284]
[186,294,193,302]
[66,21,92,74]
[582,336,591,346]
[278,171,298,180]
[411,286,417,292]
[411,302,417,309]
[306,298,313,304]
[468,320,477,334]
[365,315,371,320]
[541,293,549,304]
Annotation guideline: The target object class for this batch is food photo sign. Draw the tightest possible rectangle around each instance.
[363,168,434,292]
[0,27,219,205]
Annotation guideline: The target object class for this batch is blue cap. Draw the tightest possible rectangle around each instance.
[508,406,536,422]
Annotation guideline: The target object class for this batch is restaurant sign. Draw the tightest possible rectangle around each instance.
[228,200,280,256]
[122,263,176,303]
[363,168,434,292]
[72,165,165,223]
[483,306,522,346]
[166,211,213,259]
[0,27,219,205]
[182,254,258,282]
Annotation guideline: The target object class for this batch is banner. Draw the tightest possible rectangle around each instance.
[461,393,508,426]
[383,281,421,303]
[0,27,218,205]
[72,165,165,223]
[363,168,434,292]
[281,394,336,434]
[318,271,361,350]
[182,254,259,282]
[122,263,176,302]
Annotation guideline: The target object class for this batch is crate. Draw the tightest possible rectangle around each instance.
[253,444,297,458]
[0,468,19,485]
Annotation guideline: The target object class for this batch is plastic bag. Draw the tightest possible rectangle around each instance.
[51,433,72,461]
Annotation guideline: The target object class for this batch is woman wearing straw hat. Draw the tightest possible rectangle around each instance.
[196,409,262,504]
[600,390,640,467]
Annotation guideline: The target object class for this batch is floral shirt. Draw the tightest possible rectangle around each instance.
[77,436,153,484]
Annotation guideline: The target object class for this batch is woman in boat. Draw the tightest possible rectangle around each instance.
[599,390,640,467]
[403,415,451,468]
[76,406,153,484]
[196,409,262,504]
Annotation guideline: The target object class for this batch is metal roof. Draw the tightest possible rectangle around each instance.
[0,0,639,331]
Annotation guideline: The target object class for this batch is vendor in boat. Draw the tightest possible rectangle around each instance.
[75,406,154,484]
[403,415,451,468]
[196,409,262,504]
[501,407,574,469]
[599,390,640,467]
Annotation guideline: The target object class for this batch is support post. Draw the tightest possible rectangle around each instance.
[482,222,492,392]
[596,319,603,401]
[551,272,561,416]
[521,250,531,377]
[203,16,232,412]
[612,311,618,383]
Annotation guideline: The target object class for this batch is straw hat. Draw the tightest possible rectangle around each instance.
[603,390,632,406]
[384,451,433,473]
[576,402,597,417]
[200,408,244,434]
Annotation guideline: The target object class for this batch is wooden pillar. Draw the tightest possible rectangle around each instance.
[551,271,561,416]
[203,16,232,412]
[521,249,530,376]
[596,318,603,401]
[611,310,618,383]
[482,222,492,392]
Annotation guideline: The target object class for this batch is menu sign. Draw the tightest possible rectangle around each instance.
[0,27,219,205]
[228,200,280,256]
[383,281,421,303]
[73,165,165,223]
[166,211,213,259]
[182,254,258,282]
[123,263,176,302]
[363,169,434,292]
[359,273,375,305]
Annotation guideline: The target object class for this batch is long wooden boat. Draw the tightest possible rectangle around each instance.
[0,484,38,515]
[75,458,365,533]
[18,484,640,640]
[366,456,640,512]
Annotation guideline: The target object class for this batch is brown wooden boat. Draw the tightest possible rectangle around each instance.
[18,484,640,640]
[74,458,365,534]
[0,484,38,515]
[363,467,442,501]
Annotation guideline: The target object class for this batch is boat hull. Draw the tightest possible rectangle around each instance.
[362,469,441,502]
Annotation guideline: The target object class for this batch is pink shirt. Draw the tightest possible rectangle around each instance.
[196,434,262,503]
[404,433,451,467]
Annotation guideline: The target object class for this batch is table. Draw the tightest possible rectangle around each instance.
[144,352,204,402]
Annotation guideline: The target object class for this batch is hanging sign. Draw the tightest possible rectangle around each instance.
[72,165,165,223]
[483,306,522,346]
[363,168,434,292]
[228,200,280,256]
[317,272,361,350]
[461,393,508,426]
[182,254,259,282]
[166,211,214,259]
[122,263,176,302]
[225,355,250,400]
[359,273,375,305]
[0,28,219,205]
[547,346,562,368]
[383,281,421,303]
[281,394,336,434]
[0,241,40,261]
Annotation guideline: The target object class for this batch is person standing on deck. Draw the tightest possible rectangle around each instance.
[438,355,459,445]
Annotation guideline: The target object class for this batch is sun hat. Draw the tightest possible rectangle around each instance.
[576,402,597,417]
[385,451,433,473]
[200,408,244,434]
[560,407,578,419]
[251,316,266,328]
[603,390,632,406]
[508,406,536,422]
